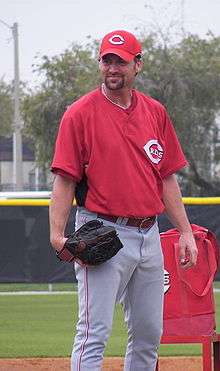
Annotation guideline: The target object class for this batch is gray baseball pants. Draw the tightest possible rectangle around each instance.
[71,208,164,371]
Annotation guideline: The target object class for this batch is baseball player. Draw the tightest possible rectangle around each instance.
[49,30,198,371]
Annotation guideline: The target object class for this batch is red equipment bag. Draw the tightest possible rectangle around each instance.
[160,224,219,336]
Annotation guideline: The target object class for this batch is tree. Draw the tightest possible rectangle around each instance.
[136,32,220,195]
[22,42,100,172]
[0,79,13,136]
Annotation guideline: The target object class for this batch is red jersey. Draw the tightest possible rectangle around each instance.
[51,88,187,217]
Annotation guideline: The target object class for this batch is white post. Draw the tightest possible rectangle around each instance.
[35,167,39,191]
[48,284,53,292]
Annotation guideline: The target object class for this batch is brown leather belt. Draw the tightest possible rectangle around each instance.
[97,213,156,229]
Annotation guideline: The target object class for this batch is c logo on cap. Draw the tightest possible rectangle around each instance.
[109,34,125,45]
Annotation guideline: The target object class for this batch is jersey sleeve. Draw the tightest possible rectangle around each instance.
[159,108,188,179]
[51,110,85,182]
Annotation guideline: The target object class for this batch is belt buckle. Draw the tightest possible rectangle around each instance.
[138,217,151,231]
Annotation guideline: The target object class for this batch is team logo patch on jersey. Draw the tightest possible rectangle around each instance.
[143,139,164,164]
[164,269,170,294]
[109,34,125,45]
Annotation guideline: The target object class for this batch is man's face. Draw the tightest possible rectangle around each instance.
[99,53,141,90]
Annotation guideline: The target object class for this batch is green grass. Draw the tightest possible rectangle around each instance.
[0,295,77,357]
[0,288,219,358]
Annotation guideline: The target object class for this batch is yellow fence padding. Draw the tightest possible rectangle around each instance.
[0,197,220,206]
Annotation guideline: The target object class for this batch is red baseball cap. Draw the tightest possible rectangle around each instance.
[99,30,142,62]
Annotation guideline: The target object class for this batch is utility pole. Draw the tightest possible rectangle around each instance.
[0,20,23,190]
[12,22,23,190]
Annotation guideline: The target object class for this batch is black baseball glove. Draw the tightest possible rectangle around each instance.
[56,219,123,266]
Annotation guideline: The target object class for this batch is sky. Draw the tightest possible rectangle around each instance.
[1,0,220,88]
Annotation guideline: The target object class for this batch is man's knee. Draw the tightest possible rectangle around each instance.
[129,320,162,345]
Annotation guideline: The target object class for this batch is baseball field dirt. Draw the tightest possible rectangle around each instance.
[0,356,203,370]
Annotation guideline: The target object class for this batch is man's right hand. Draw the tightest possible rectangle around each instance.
[50,236,68,252]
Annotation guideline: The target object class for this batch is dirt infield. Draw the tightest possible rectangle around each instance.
[0,356,203,370]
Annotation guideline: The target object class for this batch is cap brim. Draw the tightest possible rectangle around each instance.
[99,48,134,62]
